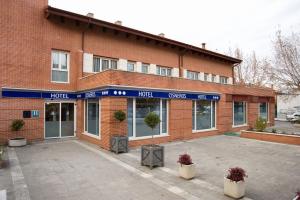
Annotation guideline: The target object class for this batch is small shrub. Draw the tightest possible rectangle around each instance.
[178,154,193,165]
[144,112,160,142]
[226,167,247,182]
[271,128,277,133]
[255,117,267,132]
[114,110,126,122]
[295,190,300,200]
[11,119,25,132]
[144,112,160,130]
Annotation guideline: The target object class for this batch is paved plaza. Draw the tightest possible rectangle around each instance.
[0,135,299,200]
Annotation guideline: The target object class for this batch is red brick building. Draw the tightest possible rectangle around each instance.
[0,0,275,149]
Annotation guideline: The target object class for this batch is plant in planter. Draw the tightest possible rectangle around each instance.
[177,153,196,180]
[224,167,248,199]
[141,112,164,169]
[9,119,27,147]
[271,128,277,133]
[255,117,267,132]
[110,110,128,154]
[293,190,300,200]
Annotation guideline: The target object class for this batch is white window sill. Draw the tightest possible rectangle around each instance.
[192,128,218,133]
[232,124,248,128]
[51,81,69,84]
[83,131,101,140]
[129,134,169,141]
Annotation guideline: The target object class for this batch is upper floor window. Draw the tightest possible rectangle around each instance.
[127,61,135,72]
[204,73,209,81]
[187,70,199,80]
[51,50,69,83]
[93,56,118,72]
[157,66,172,76]
[220,76,228,84]
[211,74,216,82]
[141,63,149,73]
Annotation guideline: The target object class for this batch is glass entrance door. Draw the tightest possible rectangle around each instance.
[45,102,75,138]
[61,103,75,137]
[45,103,60,138]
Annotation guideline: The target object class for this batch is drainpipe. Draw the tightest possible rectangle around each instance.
[81,18,92,77]
[178,49,187,78]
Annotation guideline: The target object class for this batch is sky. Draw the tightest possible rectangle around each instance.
[49,0,300,59]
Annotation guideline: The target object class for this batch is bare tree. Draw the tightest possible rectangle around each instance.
[228,48,270,86]
[268,30,300,93]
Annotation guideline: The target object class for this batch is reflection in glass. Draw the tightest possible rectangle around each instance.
[45,103,60,138]
[234,102,246,126]
[259,102,268,120]
[85,100,99,136]
[136,99,160,137]
[127,99,133,137]
[196,100,212,130]
[61,103,74,137]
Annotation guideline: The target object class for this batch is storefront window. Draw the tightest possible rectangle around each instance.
[259,102,268,120]
[233,101,247,126]
[193,100,216,131]
[127,99,134,137]
[127,98,168,138]
[85,100,99,136]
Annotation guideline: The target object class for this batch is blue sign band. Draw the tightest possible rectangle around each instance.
[2,88,220,101]
[82,88,220,100]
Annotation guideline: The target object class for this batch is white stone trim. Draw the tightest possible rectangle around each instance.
[172,68,179,77]
[183,69,187,78]
[117,58,127,71]
[83,53,93,73]
[199,72,205,81]
[149,64,157,74]
[136,62,142,73]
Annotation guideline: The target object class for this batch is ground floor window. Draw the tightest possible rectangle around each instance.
[84,99,100,136]
[192,100,216,131]
[127,98,168,138]
[233,101,247,126]
[259,102,268,121]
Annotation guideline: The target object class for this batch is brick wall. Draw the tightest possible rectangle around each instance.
[0,98,44,144]
[0,0,276,148]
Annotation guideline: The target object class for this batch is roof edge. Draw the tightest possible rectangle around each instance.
[45,6,242,64]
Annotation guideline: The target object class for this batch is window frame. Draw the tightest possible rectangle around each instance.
[141,63,149,74]
[192,100,217,132]
[211,74,216,82]
[259,102,269,122]
[232,101,248,127]
[83,99,101,139]
[156,66,172,77]
[127,61,135,72]
[187,70,199,80]
[204,73,209,81]
[92,56,118,72]
[51,50,70,83]
[220,76,228,84]
[128,98,169,140]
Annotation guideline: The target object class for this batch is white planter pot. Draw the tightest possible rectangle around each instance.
[9,138,27,147]
[292,196,299,200]
[224,177,246,199]
[178,163,196,179]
